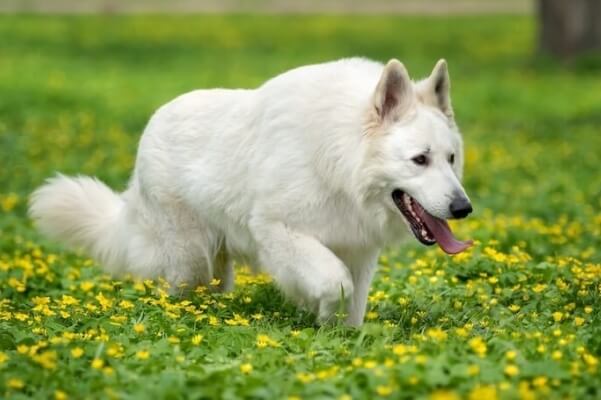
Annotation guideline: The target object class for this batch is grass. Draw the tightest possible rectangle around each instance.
[0,14,600,400]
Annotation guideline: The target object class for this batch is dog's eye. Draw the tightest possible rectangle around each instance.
[412,155,428,166]
[449,154,455,164]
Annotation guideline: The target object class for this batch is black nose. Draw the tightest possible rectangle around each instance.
[449,197,472,219]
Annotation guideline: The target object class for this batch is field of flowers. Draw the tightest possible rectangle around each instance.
[0,15,600,399]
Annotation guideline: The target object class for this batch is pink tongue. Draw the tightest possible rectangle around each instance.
[418,208,473,255]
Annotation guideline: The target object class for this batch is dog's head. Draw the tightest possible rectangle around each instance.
[362,59,473,254]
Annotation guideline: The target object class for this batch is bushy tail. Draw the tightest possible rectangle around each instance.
[29,174,128,274]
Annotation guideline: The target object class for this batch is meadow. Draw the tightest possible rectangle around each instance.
[0,14,600,399]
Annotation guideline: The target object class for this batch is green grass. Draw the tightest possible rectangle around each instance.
[1,15,600,400]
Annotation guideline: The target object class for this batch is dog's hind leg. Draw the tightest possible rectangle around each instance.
[249,220,354,323]
[126,226,217,296]
[123,194,224,295]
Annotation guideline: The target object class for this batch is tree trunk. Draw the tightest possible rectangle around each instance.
[539,0,601,58]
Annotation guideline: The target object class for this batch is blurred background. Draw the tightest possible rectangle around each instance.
[0,0,599,248]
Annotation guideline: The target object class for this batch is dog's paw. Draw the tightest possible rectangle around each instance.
[315,275,354,324]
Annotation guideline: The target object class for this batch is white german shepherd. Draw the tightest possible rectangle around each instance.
[30,58,473,326]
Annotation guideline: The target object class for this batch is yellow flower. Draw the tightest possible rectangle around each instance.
[107,344,124,358]
[296,371,315,383]
[91,358,104,369]
[468,337,487,357]
[508,304,521,313]
[80,281,94,292]
[366,311,378,320]
[551,351,562,360]
[240,363,253,374]
[7,378,24,389]
[95,292,113,311]
[133,281,146,292]
[33,351,57,370]
[532,284,546,293]
[574,317,585,326]
[504,364,519,377]
[392,344,407,356]
[468,385,497,400]
[455,327,469,337]
[467,364,480,376]
[376,385,393,396]
[119,300,134,310]
[415,355,428,365]
[505,350,517,361]
[552,312,563,322]
[55,390,68,400]
[8,278,26,292]
[133,323,145,334]
[13,312,29,321]
[584,306,593,314]
[191,334,203,345]
[0,192,19,211]
[60,294,79,306]
[225,313,250,326]
[430,389,460,400]
[532,376,548,388]
[364,360,377,369]
[71,347,84,358]
[426,327,448,341]
[110,315,127,325]
[518,382,534,400]
[256,334,279,348]
[136,350,150,360]
[352,357,363,367]
[583,354,598,369]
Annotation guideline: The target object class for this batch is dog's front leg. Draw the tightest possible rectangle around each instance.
[249,220,354,323]
[343,250,379,327]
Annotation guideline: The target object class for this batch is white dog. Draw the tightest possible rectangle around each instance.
[29,58,473,326]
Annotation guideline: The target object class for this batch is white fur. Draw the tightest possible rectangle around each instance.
[29,57,468,326]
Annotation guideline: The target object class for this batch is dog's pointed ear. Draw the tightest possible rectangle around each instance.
[373,59,414,122]
[417,59,453,118]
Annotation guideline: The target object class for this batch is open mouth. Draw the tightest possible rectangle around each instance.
[391,189,473,254]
